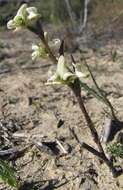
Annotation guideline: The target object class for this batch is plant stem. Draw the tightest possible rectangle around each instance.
[28,20,57,64]
[28,21,121,176]
[41,37,57,64]
[81,143,121,177]
[70,80,123,176]
[70,79,105,154]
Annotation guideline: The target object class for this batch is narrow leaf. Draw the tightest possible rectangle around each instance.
[0,159,18,188]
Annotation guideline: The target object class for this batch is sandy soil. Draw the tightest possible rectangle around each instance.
[0,29,123,190]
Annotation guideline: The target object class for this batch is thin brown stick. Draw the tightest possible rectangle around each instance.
[42,37,57,64]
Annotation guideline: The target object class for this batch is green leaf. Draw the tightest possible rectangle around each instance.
[0,159,18,188]
[79,80,116,117]
[79,80,105,102]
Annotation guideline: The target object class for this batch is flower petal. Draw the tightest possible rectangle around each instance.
[46,73,62,85]
[26,7,39,20]
[75,70,87,78]
[16,4,27,17]
[46,81,61,85]
[7,20,15,29]
[26,7,38,14]
[14,15,25,27]
[57,55,69,79]
[72,62,89,79]
[47,73,58,82]
[63,72,75,81]
[7,4,41,31]
[32,44,39,51]
[32,51,39,60]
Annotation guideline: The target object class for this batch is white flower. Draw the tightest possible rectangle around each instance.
[47,55,88,85]
[7,4,27,30]
[72,62,88,78]
[7,20,15,30]
[56,55,74,80]
[26,7,40,20]
[32,44,40,60]
[31,36,60,61]
[16,4,27,19]
[7,4,40,31]
[31,44,47,60]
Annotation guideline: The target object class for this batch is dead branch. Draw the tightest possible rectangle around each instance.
[79,0,90,33]
[64,0,77,29]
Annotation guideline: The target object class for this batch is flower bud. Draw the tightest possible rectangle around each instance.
[7,4,40,31]
[31,44,47,60]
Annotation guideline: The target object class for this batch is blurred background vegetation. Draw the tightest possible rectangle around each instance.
[0,0,82,25]
[1,0,123,34]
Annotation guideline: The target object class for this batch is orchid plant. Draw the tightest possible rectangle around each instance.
[6,3,122,179]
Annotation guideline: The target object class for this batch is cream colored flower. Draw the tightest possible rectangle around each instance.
[7,20,16,30]
[72,62,88,78]
[7,4,40,31]
[16,3,27,19]
[26,7,40,20]
[7,4,27,30]
[47,55,88,85]
[31,44,47,60]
